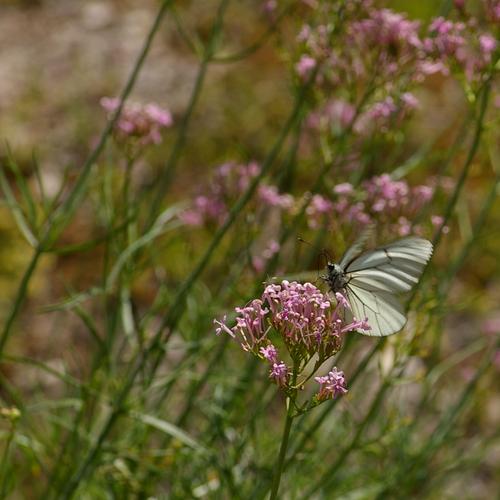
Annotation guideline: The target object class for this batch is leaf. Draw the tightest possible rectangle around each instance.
[130,411,209,455]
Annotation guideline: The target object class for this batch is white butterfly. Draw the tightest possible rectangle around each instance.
[324,236,433,337]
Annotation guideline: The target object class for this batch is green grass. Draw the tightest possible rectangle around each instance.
[0,0,499,498]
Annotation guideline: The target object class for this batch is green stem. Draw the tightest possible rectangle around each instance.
[143,66,313,382]
[305,376,393,497]
[145,0,231,227]
[407,77,492,309]
[0,0,173,361]
[0,246,43,357]
[269,391,296,500]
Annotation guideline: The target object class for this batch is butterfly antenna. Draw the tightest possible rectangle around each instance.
[297,236,313,247]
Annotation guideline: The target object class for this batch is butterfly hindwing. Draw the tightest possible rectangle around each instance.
[345,284,407,337]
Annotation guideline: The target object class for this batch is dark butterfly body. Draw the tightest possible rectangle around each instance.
[325,263,349,293]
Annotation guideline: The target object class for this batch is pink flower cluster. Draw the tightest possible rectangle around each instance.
[308,93,419,136]
[422,17,497,81]
[349,8,424,77]
[307,174,435,236]
[252,239,281,274]
[485,0,500,22]
[296,3,497,136]
[180,161,293,227]
[215,281,370,397]
[100,97,173,146]
[182,158,439,238]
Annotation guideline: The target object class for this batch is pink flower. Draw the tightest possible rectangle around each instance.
[258,185,294,209]
[431,215,450,234]
[334,183,354,195]
[262,240,280,259]
[270,362,289,386]
[322,99,356,131]
[335,292,350,310]
[215,281,369,394]
[315,367,348,400]
[414,185,433,202]
[262,0,277,13]
[233,299,270,351]
[486,1,500,22]
[479,34,497,62]
[100,97,173,146]
[482,314,500,336]
[145,103,173,126]
[217,281,369,362]
[397,216,411,236]
[214,316,235,338]
[260,344,278,363]
[306,194,333,228]
[252,240,281,273]
[296,55,316,78]
[369,97,397,119]
[401,92,419,110]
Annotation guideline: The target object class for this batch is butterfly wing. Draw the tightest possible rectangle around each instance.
[338,224,375,269]
[342,237,433,336]
[344,285,407,337]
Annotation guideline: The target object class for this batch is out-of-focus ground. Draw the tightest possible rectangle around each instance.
[0,0,291,390]
[0,1,499,496]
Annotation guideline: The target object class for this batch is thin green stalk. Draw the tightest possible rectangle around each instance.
[288,338,383,464]
[269,407,295,500]
[433,82,492,250]
[46,1,173,246]
[305,377,392,497]
[212,2,294,64]
[407,78,492,312]
[439,173,500,293]
[146,0,231,227]
[0,0,174,361]
[0,412,18,497]
[269,370,298,500]
[0,246,43,357]
[144,67,314,381]
[374,341,497,498]
[55,4,241,490]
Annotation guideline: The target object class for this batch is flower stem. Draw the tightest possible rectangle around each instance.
[269,390,296,500]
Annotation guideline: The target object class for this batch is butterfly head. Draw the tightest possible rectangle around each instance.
[324,262,348,293]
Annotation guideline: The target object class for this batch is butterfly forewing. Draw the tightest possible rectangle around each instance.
[339,236,433,337]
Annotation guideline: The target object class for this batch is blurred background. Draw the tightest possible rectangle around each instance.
[0,0,499,498]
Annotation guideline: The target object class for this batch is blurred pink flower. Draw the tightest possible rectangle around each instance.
[334,183,354,195]
[100,97,173,146]
[482,314,500,336]
[401,92,420,109]
[306,194,334,228]
[431,215,450,234]
[258,185,294,209]
[182,161,295,227]
[252,240,281,273]
[479,34,497,63]
[296,55,317,79]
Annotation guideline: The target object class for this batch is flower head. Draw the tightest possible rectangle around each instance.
[215,281,368,398]
[100,97,173,146]
[315,367,348,401]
